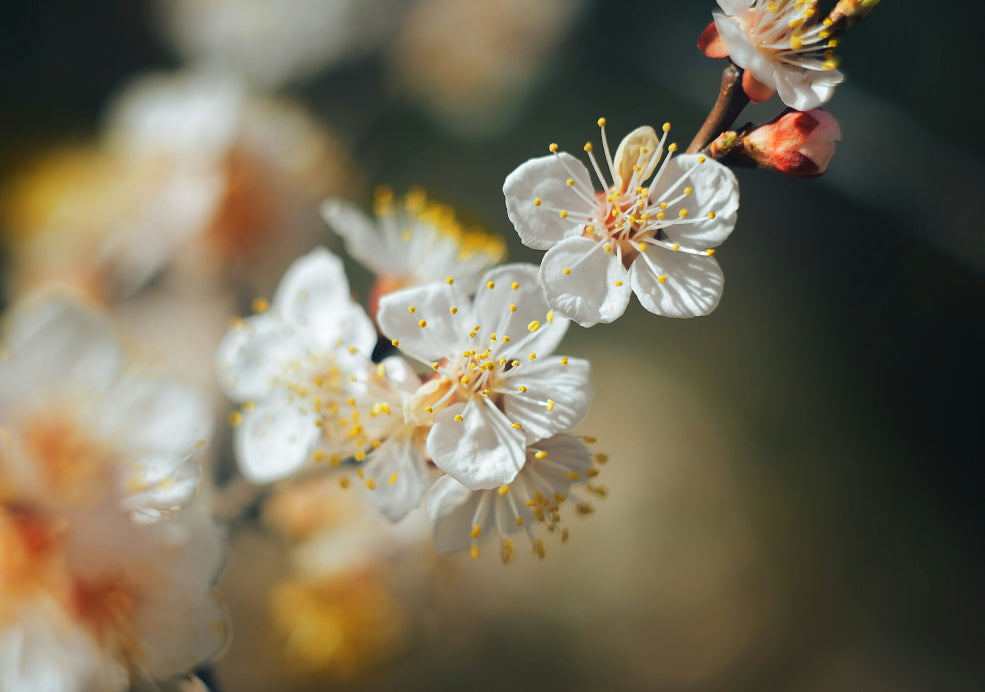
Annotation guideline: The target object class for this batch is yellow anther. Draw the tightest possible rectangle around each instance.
[339,476,351,489]
[679,209,688,219]
[470,544,480,559]
[511,281,519,290]
[615,280,623,287]
[657,275,667,284]
[561,357,568,366]
[597,117,607,127]
[498,484,510,495]
[594,453,608,463]
[450,306,458,314]
[313,450,327,463]
[528,353,536,361]
[473,325,480,332]
[790,35,804,50]
[481,389,490,397]
[684,187,693,196]
[408,305,416,313]
[391,338,400,347]
[672,243,680,251]
[559,210,568,219]
[518,385,527,393]
[527,320,541,333]
[470,524,482,539]
[584,142,593,152]
[534,450,549,459]
[668,143,678,152]
[502,335,511,343]
[566,178,575,186]
[546,399,555,411]
[638,242,647,252]
[460,375,470,385]
[582,435,597,443]
[424,406,435,415]
[490,333,497,341]
[509,304,517,312]
[354,451,367,462]
[487,281,496,290]
[418,319,427,328]
[533,540,546,559]
[656,211,665,220]
[446,276,454,285]
[454,414,464,422]
[708,211,717,219]
[534,198,542,206]
[251,297,269,313]
[586,468,600,478]
[561,528,570,543]
[563,267,571,275]
[660,202,668,210]
[511,360,520,368]
[566,471,581,480]
[662,122,671,132]
[604,244,612,253]
[512,423,523,429]
[698,155,706,163]
[549,143,559,153]
[828,38,839,47]
[546,310,555,323]
[585,224,595,232]
[366,478,376,490]
[515,517,524,526]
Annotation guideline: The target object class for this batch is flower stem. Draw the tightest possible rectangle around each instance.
[686,64,750,155]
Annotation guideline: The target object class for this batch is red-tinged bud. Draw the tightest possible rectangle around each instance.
[741,109,841,179]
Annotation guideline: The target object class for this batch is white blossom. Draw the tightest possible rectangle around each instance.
[699,0,844,110]
[426,434,604,560]
[504,121,739,326]
[377,264,592,491]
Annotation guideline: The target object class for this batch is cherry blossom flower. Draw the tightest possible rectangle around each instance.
[426,434,606,560]
[698,0,844,110]
[377,264,592,490]
[0,291,210,519]
[215,247,380,483]
[0,292,226,691]
[504,120,739,327]
[322,187,506,311]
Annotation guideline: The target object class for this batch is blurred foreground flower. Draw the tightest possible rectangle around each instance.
[504,121,739,326]
[0,292,226,691]
[387,0,586,137]
[322,187,506,316]
[2,70,351,300]
[698,0,844,110]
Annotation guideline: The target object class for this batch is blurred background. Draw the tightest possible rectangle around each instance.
[2,1,984,690]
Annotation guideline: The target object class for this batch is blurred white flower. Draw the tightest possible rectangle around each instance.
[156,0,399,88]
[377,264,591,491]
[698,0,844,110]
[426,434,603,560]
[0,292,226,691]
[504,121,740,326]
[387,0,587,137]
[321,187,505,312]
[0,292,210,519]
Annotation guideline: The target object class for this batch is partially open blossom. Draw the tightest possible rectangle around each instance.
[0,293,226,691]
[742,108,841,178]
[322,187,506,312]
[504,120,739,326]
[698,0,844,111]
[426,434,605,560]
[377,264,591,490]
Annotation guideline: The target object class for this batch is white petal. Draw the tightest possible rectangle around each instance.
[121,450,202,518]
[214,312,301,402]
[377,282,471,363]
[102,378,210,455]
[540,236,631,327]
[426,475,490,553]
[272,247,376,355]
[504,153,594,250]
[716,0,754,16]
[233,395,320,483]
[427,399,525,490]
[774,65,843,111]
[714,14,776,89]
[630,250,725,318]
[504,356,592,442]
[0,293,124,401]
[363,435,429,522]
[471,264,568,358]
[320,199,394,276]
[650,154,739,249]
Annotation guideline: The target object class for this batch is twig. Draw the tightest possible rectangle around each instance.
[686,64,750,154]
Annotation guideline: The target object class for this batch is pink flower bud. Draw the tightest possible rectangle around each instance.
[743,109,841,179]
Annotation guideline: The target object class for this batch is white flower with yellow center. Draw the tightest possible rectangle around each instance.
[426,434,605,560]
[699,0,844,110]
[377,264,591,490]
[504,120,739,327]
[322,187,506,303]
[0,292,210,519]
[215,247,380,483]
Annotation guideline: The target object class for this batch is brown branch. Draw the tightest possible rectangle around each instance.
[686,64,750,154]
